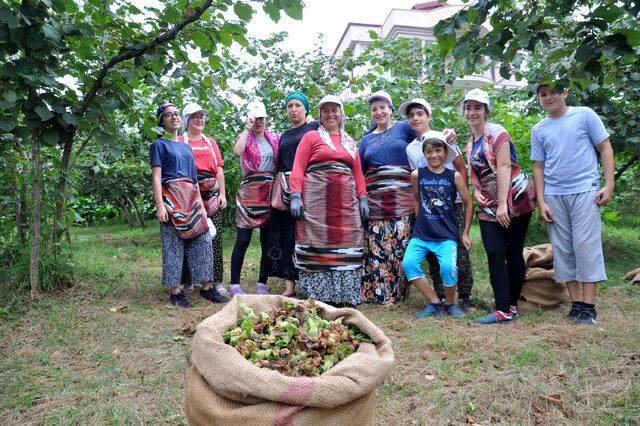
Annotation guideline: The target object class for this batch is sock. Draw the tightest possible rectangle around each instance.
[257,282,266,287]
[572,301,584,311]
[582,303,595,312]
[230,284,241,289]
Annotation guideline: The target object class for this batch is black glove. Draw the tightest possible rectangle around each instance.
[290,192,304,219]
[359,196,370,221]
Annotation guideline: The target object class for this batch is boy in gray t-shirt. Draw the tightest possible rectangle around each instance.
[530,83,615,325]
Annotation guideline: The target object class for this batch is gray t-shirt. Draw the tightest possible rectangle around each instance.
[530,106,610,196]
[406,138,463,203]
[241,137,276,174]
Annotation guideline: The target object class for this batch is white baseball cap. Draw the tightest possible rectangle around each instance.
[246,101,267,118]
[367,90,393,107]
[463,88,491,111]
[182,102,207,127]
[420,130,458,164]
[399,98,432,115]
[317,94,343,110]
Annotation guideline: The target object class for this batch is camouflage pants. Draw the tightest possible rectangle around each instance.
[427,203,474,299]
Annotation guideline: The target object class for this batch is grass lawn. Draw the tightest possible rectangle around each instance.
[1,222,638,425]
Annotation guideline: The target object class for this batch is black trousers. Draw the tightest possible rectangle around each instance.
[230,226,268,284]
[479,212,532,312]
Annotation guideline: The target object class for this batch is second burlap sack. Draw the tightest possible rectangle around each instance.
[520,244,566,312]
[185,295,394,426]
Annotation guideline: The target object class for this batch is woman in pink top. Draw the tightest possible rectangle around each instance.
[289,95,369,306]
[177,103,229,303]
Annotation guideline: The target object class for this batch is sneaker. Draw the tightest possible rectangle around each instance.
[169,291,191,308]
[256,283,269,295]
[445,304,466,318]
[215,284,231,300]
[565,306,582,322]
[474,310,513,324]
[575,308,597,325]
[415,303,445,319]
[229,285,246,296]
[459,298,477,313]
[509,305,519,319]
[200,286,229,304]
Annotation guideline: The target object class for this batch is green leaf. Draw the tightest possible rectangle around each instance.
[62,112,78,125]
[43,130,59,144]
[35,105,54,121]
[617,29,640,47]
[592,5,623,23]
[0,116,17,131]
[191,31,209,50]
[42,23,61,41]
[4,90,17,104]
[285,3,303,20]
[263,3,281,22]
[234,3,254,20]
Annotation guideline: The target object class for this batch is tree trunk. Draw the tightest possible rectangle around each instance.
[30,132,43,299]
[128,196,146,228]
[52,131,75,250]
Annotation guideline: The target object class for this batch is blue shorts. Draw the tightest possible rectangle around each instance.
[402,238,458,286]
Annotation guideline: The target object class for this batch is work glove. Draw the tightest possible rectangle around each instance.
[290,192,305,219]
[359,196,370,221]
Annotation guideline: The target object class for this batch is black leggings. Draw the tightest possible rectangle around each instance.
[230,226,268,284]
[479,212,532,312]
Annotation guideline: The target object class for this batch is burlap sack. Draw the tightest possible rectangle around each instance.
[523,243,554,268]
[625,267,640,284]
[520,244,565,312]
[185,295,394,426]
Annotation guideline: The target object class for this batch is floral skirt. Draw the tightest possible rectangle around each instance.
[361,214,413,304]
[298,270,362,306]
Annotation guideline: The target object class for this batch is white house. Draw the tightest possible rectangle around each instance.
[333,1,524,89]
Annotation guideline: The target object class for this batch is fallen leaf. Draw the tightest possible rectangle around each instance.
[112,348,120,355]
[424,374,436,381]
[554,372,566,380]
[532,401,545,413]
[542,394,562,405]
[109,307,118,313]
[562,406,574,418]
[535,415,544,424]
[466,414,477,424]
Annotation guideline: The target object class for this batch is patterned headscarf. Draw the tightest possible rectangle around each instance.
[317,97,357,160]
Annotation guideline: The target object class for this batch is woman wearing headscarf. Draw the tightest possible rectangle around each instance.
[230,100,280,296]
[289,95,369,306]
[149,102,216,308]
[358,91,417,305]
[177,102,229,302]
[462,89,536,324]
[264,92,317,297]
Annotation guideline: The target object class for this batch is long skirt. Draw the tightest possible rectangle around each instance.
[294,161,364,304]
[361,215,413,304]
[298,270,362,306]
[264,208,298,281]
[235,171,273,229]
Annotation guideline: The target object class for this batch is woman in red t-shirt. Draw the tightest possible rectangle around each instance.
[178,102,229,303]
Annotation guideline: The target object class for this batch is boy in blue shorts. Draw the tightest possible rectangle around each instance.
[402,131,474,318]
[531,83,615,325]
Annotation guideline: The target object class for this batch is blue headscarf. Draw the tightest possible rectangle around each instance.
[285,92,310,115]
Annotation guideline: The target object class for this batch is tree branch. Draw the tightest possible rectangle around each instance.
[77,0,214,118]
[615,153,639,181]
